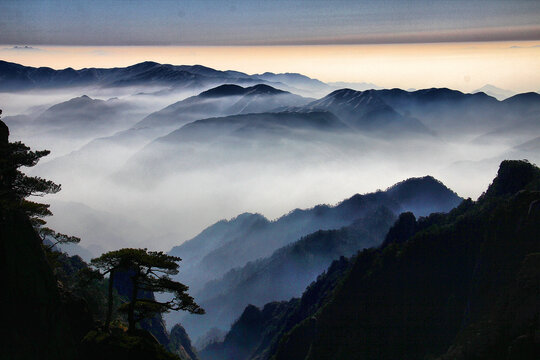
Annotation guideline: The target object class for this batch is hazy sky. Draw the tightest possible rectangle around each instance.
[1,0,539,46]
[1,1,539,92]
[1,42,539,93]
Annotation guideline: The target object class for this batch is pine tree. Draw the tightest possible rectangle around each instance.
[91,248,204,332]
[0,109,79,248]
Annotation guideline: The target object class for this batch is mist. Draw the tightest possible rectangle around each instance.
[3,84,537,257]
[2,62,539,351]
[31,126,521,254]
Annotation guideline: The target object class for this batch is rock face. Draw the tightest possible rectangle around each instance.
[1,211,77,359]
[1,118,77,359]
[169,324,200,360]
[112,270,199,359]
[112,270,171,346]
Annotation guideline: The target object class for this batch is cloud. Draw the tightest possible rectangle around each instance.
[89,49,109,56]
[1,45,44,52]
[509,44,540,49]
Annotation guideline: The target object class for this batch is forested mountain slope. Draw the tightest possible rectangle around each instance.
[273,160,540,360]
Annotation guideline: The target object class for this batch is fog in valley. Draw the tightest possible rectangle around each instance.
[2,79,538,255]
[3,1,540,357]
[2,61,539,341]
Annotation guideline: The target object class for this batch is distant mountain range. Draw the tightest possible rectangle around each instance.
[472,84,516,100]
[0,60,336,97]
[167,175,462,339]
[4,60,538,159]
[327,81,382,91]
[116,109,349,185]
[4,95,136,137]
[30,83,314,180]
[2,93,152,157]
[3,59,539,360]
[132,84,312,131]
[293,88,432,134]
[253,72,330,95]
[0,60,255,90]
[140,85,540,153]
[114,85,540,188]
[331,87,540,140]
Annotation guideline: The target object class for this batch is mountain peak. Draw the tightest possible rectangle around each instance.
[386,175,457,197]
[199,84,246,97]
[386,175,462,217]
[412,87,465,99]
[59,95,96,106]
[244,83,287,95]
[309,88,388,114]
[472,84,516,100]
[323,88,382,101]
[126,61,160,70]
[198,83,286,98]
[68,95,98,103]
[483,160,540,198]
[503,92,540,104]
[326,88,360,97]
[388,175,440,189]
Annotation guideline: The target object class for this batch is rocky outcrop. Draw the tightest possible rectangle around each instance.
[169,324,199,360]
[1,212,77,359]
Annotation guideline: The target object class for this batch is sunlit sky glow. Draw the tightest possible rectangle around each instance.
[1,42,539,93]
[0,0,539,92]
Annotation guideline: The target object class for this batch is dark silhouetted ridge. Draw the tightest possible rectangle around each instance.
[244,84,287,95]
[266,159,540,360]
[301,88,432,133]
[483,159,540,198]
[503,92,540,104]
[199,84,287,98]
[385,175,462,215]
[199,84,247,97]
[174,174,462,341]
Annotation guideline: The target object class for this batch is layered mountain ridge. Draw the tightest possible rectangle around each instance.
[166,175,462,339]
[201,160,540,360]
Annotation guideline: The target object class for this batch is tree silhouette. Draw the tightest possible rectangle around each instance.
[0,109,79,248]
[91,248,204,332]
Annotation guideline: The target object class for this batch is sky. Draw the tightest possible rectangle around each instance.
[1,0,539,251]
[1,0,539,46]
[0,0,539,91]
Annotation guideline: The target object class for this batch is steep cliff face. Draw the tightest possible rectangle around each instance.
[112,270,199,359]
[112,270,171,345]
[1,212,77,359]
[1,118,78,359]
[169,324,200,360]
